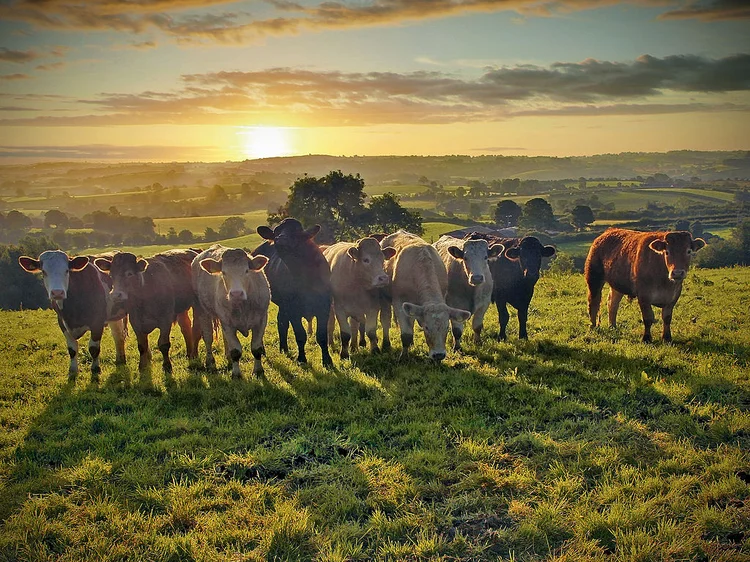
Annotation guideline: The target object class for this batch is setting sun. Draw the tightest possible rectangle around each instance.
[239,126,294,160]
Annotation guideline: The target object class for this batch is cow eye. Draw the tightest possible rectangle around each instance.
[126,271,134,277]
[363,257,370,264]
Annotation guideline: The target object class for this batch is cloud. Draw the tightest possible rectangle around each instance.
[1,54,748,127]
[0,73,31,80]
[0,47,40,63]
[659,0,750,21]
[0,1,746,47]
[35,62,66,71]
[0,143,224,160]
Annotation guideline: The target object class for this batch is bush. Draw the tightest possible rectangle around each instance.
[546,252,579,275]
[694,239,744,269]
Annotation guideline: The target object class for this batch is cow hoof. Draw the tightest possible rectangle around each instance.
[370,345,381,354]
[115,357,126,366]
[382,341,391,352]
[163,363,173,374]
[68,370,77,381]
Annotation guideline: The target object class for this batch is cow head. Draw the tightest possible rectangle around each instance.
[649,231,706,281]
[347,237,396,289]
[257,218,320,254]
[448,239,504,287]
[200,249,269,305]
[403,302,471,361]
[18,250,89,309]
[503,237,556,281]
[93,252,147,303]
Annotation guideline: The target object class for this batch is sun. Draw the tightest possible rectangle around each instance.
[239,126,293,159]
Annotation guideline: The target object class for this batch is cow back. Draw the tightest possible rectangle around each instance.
[150,249,198,313]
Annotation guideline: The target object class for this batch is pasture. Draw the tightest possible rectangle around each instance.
[0,268,748,561]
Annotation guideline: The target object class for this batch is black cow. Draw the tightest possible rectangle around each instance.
[466,234,555,339]
[253,218,333,367]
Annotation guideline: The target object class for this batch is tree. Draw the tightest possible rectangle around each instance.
[208,184,228,203]
[178,229,195,244]
[365,193,423,236]
[469,202,482,219]
[218,216,247,239]
[44,209,69,229]
[494,200,522,228]
[467,180,487,198]
[454,186,466,199]
[5,210,32,231]
[269,171,367,243]
[691,220,704,239]
[520,198,556,231]
[578,177,587,189]
[204,227,219,242]
[166,227,178,243]
[570,205,595,230]
[674,219,690,232]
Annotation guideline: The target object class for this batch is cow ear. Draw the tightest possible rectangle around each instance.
[382,247,397,260]
[505,247,520,259]
[18,256,41,273]
[200,258,223,275]
[93,257,112,272]
[370,233,387,242]
[448,246,464,260]
[257,226,275,240]
[347,246,360,261]
[249,255,269,271]
[488,243,505,258]
[649,240,667,254]
[304,224,321,239]
[402,302,424,320]
[692,238,706,252]
[69,256,89,271]
[136,258,148,273]
[542,245,556,258]
[449,307,472,323]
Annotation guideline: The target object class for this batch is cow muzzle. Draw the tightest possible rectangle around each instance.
[229,289,247,302]
[669,269,686,281]
[111,290,128,302]
[373,274,390,288]
[429,351,446,362]
[469,274,485,286]
[50,289,66,300]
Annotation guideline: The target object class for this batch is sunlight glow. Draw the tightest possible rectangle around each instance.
[239,126,294,159]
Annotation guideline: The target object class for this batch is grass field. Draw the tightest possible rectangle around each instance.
[153,211,269,236]
[1,267,748,561]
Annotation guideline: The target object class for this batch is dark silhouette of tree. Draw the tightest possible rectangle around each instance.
[5,210,32,231]
[570,205,595,230]
[367,193,423,235]
[520,198,556,230]
[675,219,690,232]
[219,216,247,239]
[178,229,195,244]
[494,200,522,227]
[691,221,704,239]
[44,209,69,229]
[204,227,220,242]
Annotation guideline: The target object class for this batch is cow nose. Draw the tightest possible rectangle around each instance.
[670,269,686,280]
[229,289,246,301]
[470,274,484,285]
[50,289,65,299]
[431,352,446,362]
[375,274,389,286]
[112,290,128,301]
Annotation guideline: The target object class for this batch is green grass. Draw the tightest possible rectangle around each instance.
[154,211,269,236]
[1,268,749,561]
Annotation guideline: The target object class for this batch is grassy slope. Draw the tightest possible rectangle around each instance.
[0,268,748,561]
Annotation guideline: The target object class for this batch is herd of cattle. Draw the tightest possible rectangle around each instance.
[17,218,707,380]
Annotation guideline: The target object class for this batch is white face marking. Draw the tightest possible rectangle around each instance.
[459,240,491,286]
[39,250,72,302]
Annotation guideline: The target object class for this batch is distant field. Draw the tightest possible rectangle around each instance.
[153,210,268,235]
[365,184,427,197]
[421,221,466,242]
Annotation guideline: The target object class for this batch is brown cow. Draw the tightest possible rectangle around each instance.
[94,249,200,372]
[192,245,270,378]
[380,230,471,361]
[585,228,706,342]
[18,250,127,380]
[323,237,396,358]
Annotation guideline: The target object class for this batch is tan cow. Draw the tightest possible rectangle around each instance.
[192,245,270,378]
[585,228,706,342]
[323,237,396,358]
[433,235,504,350]
[380,230,471,361]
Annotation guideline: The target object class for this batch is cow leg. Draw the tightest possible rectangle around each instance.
[190,309,202,360]
[290,316,308,364]
[88,325,104,380]
[497,301,509,340]
[109,319,127,365]
[64,329,79,379]
[365,310,380,353]
[136,331,152,371]
[661,304,674,342]
[395,302,414,358]
[327,303,336,347]
[350,318,361,353]
[250,316,267,376]
[587,280,604,329]
[336,308,351,359]
[608,289,624,329]
[380,298,392,351]
[472,300,490,345]
[277,308,291,354]
[176,310,194,359]
[198,313,216,370]
[637,297,655,343]
[222,327,243,379]
[451,318,464,352]
[315,303,334,368]
[518,305,529,340]
[158,324,172,373]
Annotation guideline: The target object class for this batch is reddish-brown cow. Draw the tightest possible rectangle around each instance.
[95,249,200,371]
[585,228,706,342]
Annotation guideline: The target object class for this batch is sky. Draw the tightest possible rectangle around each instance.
[0,0,748,162]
